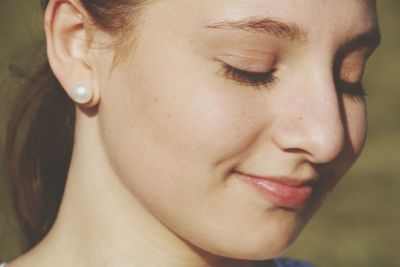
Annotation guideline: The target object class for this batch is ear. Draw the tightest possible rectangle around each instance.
[44,0,100,107]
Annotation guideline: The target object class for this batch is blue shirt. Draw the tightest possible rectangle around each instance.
[274,258,317,267]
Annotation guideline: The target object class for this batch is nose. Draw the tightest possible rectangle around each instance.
[270,73,345,165]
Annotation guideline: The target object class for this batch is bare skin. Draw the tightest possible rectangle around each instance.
[8,0,379,267]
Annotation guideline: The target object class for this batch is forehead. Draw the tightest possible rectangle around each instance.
[145,0,379,42]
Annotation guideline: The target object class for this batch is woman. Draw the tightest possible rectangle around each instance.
[2,0,381,266]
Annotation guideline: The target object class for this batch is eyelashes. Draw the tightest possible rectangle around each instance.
[221,63,367,97]
[222,64,277,89]
[337,80,367,97]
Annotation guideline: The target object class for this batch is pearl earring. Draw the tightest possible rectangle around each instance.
[71,84,93,104]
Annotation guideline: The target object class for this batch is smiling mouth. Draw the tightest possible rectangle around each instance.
[233,171,316,209]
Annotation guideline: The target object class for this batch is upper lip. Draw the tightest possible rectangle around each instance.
[233,170,318,188]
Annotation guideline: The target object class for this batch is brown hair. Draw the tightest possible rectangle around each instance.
[4,0,148,250]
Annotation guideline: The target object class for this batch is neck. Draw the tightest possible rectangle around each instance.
[11,116,258,267]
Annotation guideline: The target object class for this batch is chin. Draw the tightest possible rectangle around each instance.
[206,238,294,261]
[193,219,306,261]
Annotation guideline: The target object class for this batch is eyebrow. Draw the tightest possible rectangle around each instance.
[342,30,381,53]
[205,17,307,42]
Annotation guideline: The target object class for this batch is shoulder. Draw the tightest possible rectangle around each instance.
[273,258,317,267]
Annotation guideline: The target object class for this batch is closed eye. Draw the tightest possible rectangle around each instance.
[337,80,367,97]
[335,80,367,104]
[221,63,277,89]
[221,63,367,97]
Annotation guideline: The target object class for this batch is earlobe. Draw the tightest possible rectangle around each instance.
[44,0,100,107]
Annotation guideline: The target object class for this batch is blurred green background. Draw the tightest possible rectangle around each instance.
[0,0,399,266]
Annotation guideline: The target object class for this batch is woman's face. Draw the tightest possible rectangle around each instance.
[94,0,379,259]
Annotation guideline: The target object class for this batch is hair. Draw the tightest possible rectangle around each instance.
[4,0,149,251]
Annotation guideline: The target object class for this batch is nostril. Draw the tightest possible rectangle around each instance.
[282,148,311,155]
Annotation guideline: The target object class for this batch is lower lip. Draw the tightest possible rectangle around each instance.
[236,173,313,209]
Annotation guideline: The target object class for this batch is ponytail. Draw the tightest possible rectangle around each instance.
[4,61,75,249]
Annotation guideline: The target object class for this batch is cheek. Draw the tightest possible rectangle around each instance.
[97,52,269,192]
[109,52,268,170]
[139,84,265,165]
[343,97,368,156]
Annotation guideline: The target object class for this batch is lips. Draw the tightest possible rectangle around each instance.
[234,171,315,209]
